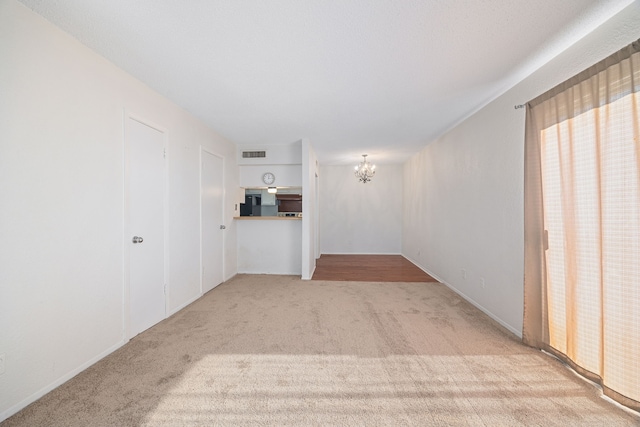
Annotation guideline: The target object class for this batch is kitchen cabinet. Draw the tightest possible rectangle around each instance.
[276,194,302,213]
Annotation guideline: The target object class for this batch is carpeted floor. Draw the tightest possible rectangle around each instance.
[3,275,639,426]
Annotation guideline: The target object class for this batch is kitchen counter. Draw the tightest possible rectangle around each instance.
[236,216,302,275]
[234,216,301,220]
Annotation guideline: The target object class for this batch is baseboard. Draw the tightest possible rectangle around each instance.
[319,252,402,255]
[301,264,316,280]
[223,272,237,282]
[403,254,522,339]
[237,270,303,275]
[0,339,126,423]
[168,294,201,316]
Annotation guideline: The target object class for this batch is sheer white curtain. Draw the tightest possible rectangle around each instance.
[524,39,640,411]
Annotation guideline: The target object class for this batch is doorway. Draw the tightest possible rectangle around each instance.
[125,116,166,338]
[200,148,224,293]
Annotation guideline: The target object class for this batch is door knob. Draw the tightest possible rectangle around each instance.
[132,236,144,243]
[219,225,226,230]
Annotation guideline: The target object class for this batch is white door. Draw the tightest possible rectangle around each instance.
[201,149,224,293]
[127,117,166,338]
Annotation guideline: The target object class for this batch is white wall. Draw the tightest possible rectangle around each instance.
[238,142,303,188]
[236,220,302,274]
[239,164,303,188]
[0,1,238,420]
[237,142,302,165]
[237,141,305,275]
[402,2,640,337]
[301,139,319,280]
[320,164,403,254]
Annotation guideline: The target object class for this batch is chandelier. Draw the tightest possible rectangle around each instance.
[354,154,376,183]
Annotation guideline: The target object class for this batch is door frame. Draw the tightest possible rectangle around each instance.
[122,111,170,341]
[199,146,225,295]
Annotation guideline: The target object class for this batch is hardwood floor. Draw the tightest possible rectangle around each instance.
[311,255,437,282]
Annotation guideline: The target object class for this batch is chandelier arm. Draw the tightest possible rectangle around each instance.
[354,154,375,183]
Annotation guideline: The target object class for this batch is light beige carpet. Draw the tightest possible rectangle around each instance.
[3,275,639,426]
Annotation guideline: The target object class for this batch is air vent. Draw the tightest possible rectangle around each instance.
[242,151,266,158]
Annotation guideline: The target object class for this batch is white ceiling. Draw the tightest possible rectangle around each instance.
[18,0,633,164]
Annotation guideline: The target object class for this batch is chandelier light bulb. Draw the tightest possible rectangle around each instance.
[354,154,376,183]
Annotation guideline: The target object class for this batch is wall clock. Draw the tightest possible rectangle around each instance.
[262,172,275,185]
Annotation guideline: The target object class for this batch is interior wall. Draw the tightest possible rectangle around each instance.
[237,220,302,274]
[320,164,403,255]
[301,139,319,280]
[237,142,302,165]
[0,1,238,420]
[239,165,303,188]
[238,142,303,188]
[402,2,640,336]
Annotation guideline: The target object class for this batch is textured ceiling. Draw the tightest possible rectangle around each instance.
[18,0,633,164]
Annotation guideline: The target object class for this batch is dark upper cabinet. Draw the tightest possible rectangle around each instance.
[276,194,302,212]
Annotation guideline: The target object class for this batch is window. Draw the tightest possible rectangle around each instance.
[524,39,640,411]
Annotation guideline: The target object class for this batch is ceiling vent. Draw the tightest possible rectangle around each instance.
[242,151,266,158]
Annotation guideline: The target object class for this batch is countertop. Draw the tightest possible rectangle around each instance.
[234,216,301,220]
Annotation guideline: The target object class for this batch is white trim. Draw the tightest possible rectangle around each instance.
[315,172,320,259]
[240,269,303,275]
[199,147,226,294]
[120,109,128,343]
[168,294,200,316]
[319,252,403,256]
[403,254,523,339]
[0,340,125,422]
[301,263,316,280]
[199,147,203,296]
[163,128,170,319]
[223,272,238,282]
